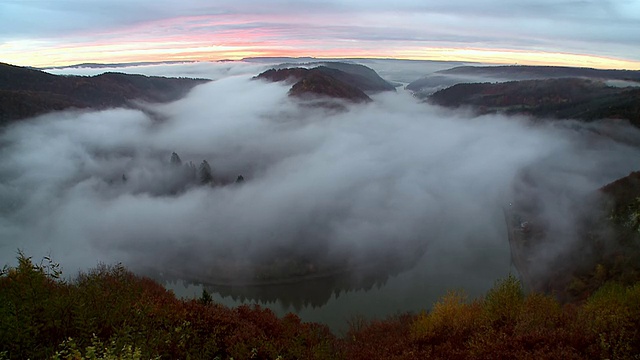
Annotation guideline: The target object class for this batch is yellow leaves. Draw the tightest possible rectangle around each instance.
[412,276,526,343]
[411,290,483,341]
[53,335,147,360]
[483,274,524,325]
[594,263,608,284]
[515,293,563,334]
[580,282,640,359]
[582,282,634,333]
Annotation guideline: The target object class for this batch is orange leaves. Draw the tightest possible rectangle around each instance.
[344,315,419,360]
[2,254,640,359]
[411,290,483,343]
[346,276,639,359]
[515,293,563,334]
[579,282,640,358]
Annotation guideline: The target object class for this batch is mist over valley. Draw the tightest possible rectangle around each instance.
[1,60,639,330]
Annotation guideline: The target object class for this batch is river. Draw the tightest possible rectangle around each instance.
[166,207,512,333]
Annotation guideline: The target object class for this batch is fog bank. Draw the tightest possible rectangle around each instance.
[1,66,638,283]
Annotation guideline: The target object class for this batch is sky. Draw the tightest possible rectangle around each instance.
[1,0,640,69]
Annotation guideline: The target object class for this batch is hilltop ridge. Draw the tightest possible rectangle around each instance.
[254,62,395,104]
[0,62,209,124]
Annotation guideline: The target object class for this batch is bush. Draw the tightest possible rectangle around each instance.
[0,254,341,359]
[580,282,640,359]
[52,335,150,360]
[3,254,640,359]
[411,290,483,343]
[0,252,74,358]
[482,274,524,327]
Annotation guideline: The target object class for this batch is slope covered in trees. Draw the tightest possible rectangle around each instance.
[258,62,395,92]
[407,64,640,96]
[287,70,372,103]
[254,62,395,104]
[428,78,640,127]
[505,169,640,305]
[434,65,640,82]
[0,63,209,124]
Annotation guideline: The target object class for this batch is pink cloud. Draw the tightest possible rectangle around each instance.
[3,13,640,70]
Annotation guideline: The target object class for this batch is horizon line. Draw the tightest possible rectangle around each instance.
[9,55,640,72]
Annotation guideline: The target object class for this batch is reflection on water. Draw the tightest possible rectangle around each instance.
[166,216,512,333]
[206,268,400,311]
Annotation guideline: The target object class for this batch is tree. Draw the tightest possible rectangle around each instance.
[199,288,213,305]
[170,152,182,166]
[198,160,213,184]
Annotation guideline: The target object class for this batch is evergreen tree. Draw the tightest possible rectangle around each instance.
[170,152,182,166]
[199,288,213,305]
[198,160,213,184]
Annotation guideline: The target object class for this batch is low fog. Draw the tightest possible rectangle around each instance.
[1,63,639,284]
[45,61,276,81]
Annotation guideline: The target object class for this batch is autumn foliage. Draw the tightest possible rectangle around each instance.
[2,256,640,359]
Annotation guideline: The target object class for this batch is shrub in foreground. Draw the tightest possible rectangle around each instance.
[2,257,640,359]
[0,254,340,359]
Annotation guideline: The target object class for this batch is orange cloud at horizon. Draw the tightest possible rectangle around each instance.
[1,15,639,70]
[4,42,639,71]
[389,48,640,70]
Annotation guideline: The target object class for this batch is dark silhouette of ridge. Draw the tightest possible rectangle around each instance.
[254,62,395,104]
[428,78,640,126]
[0,62,209,124]
[438,65,640,81]
[407,64,640,93]
[313,62,396,92]
[287,70,372,103]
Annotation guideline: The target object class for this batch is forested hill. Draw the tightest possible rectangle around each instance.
[407,65,640,93]
[0,62,209,124]
[255,67,372,103]
[428,78,640,127]
[258,61,396,93]
[434,65,640,81]
[254,62,395,105]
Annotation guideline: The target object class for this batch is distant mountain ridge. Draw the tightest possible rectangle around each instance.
[407,65,640,97]
[254,62,394,104]
[438,65,640,81]
[272,62,397,92]
[41,60,197,70]
[255,67,371,103]
[428,78,640,126]
[0,62,209,124]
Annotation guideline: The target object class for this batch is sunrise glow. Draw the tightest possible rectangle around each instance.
[2,11,639,70]
[4,39,640,70]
